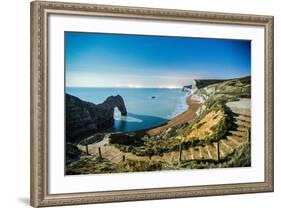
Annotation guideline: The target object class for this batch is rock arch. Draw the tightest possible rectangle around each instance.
[65,93,127,142]
[100,95,127,117]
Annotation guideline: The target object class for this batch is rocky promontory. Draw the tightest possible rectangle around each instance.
[192,79,227,91]
[182,85,192,91]
[66,93,127,142]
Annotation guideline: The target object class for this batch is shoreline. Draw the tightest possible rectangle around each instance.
[147,95,201,136]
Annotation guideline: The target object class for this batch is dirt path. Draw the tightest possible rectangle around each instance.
[78,135,150,164]
[226,98,251,116]
[78,98,251,165]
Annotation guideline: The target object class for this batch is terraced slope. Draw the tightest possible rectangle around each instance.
[77,102,250,166]
[153,99,251,163]
[157,99,251,163]
[67,77,251,174]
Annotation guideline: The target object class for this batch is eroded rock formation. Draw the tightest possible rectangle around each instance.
[182,85,192,92]
[66,93,127,142]
[192,79,227,92]
[66,143,82,165]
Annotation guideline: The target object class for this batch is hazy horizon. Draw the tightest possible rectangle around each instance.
[66,86,183,89]
[65,32,251,88]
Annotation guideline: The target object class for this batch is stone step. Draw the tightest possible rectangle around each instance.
[206,143,218,160]
[230,108,251,117]
[227,135,247,146]
[169,151,179,162]
[226,135,241,146]
[236,126,249,133]
[223,138,238,150]
[182,149,193,160]
[235,115,251,123]
[188,148,195,160]
[191,146,201,160]
[200,145,210,160]
[219,139,233,156]
[204,145,214,160]
[235,120,251,128]
[218,141,228,158]
[190,146,208,160]
[229,130,246,137]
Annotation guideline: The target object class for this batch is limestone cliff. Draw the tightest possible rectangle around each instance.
[192,76,251,115]
[66,76,252,174]
[66,93,127,142]
[192,79,227,92]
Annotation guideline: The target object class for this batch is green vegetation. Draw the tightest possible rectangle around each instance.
[66,76,251,174]
[109,132,145,146]
[210,78,251,100]
[112,132,182,157]
[175,143,251,169]
[111,100,233,157]
[115,159,166,172]
[110,77,250,160]
[66,143,251,174]
[181,100,232,143]
[66,156,115,175]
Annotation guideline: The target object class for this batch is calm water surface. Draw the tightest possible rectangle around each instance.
[66,87,189,132]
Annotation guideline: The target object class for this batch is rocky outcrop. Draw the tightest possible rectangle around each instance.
[182,85,192,92]
[193,76,251,116]
[79,133,106,145]
[109,132,145,146]
[66,143,82,165]
[192,79,227,92]
[66,93,127,142]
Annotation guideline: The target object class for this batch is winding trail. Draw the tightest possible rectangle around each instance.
[78,98,251,165]
[78,135,150,164]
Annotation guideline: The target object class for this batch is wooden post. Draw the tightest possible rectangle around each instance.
[85,144,89,155]
[98,147,102,159]
[217,142,220,161]
[122,155,125,162]
[179,144,182,161]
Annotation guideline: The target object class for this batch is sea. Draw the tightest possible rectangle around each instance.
[66,87,190,132]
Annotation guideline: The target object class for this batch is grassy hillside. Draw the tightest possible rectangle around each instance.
[66,76,251,174]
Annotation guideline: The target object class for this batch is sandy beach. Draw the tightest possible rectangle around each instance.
[147,95,201,136]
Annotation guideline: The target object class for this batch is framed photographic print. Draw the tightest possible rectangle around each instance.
[30,1,274,207]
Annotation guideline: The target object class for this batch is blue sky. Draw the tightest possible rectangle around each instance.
[65,32,251,88]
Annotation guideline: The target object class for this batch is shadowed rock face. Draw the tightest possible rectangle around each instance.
[66,143,82,165]
[66,93,127,142]
[191,76,251,92]
[192,79,226,91]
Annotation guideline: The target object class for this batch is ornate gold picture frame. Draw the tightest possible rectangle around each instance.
[30,1,274,207]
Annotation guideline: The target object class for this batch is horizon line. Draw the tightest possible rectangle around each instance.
[65,86,183,89]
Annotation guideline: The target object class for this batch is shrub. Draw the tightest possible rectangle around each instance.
[116,159,164,172]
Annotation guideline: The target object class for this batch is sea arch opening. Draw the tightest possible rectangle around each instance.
[114,106,122,120]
